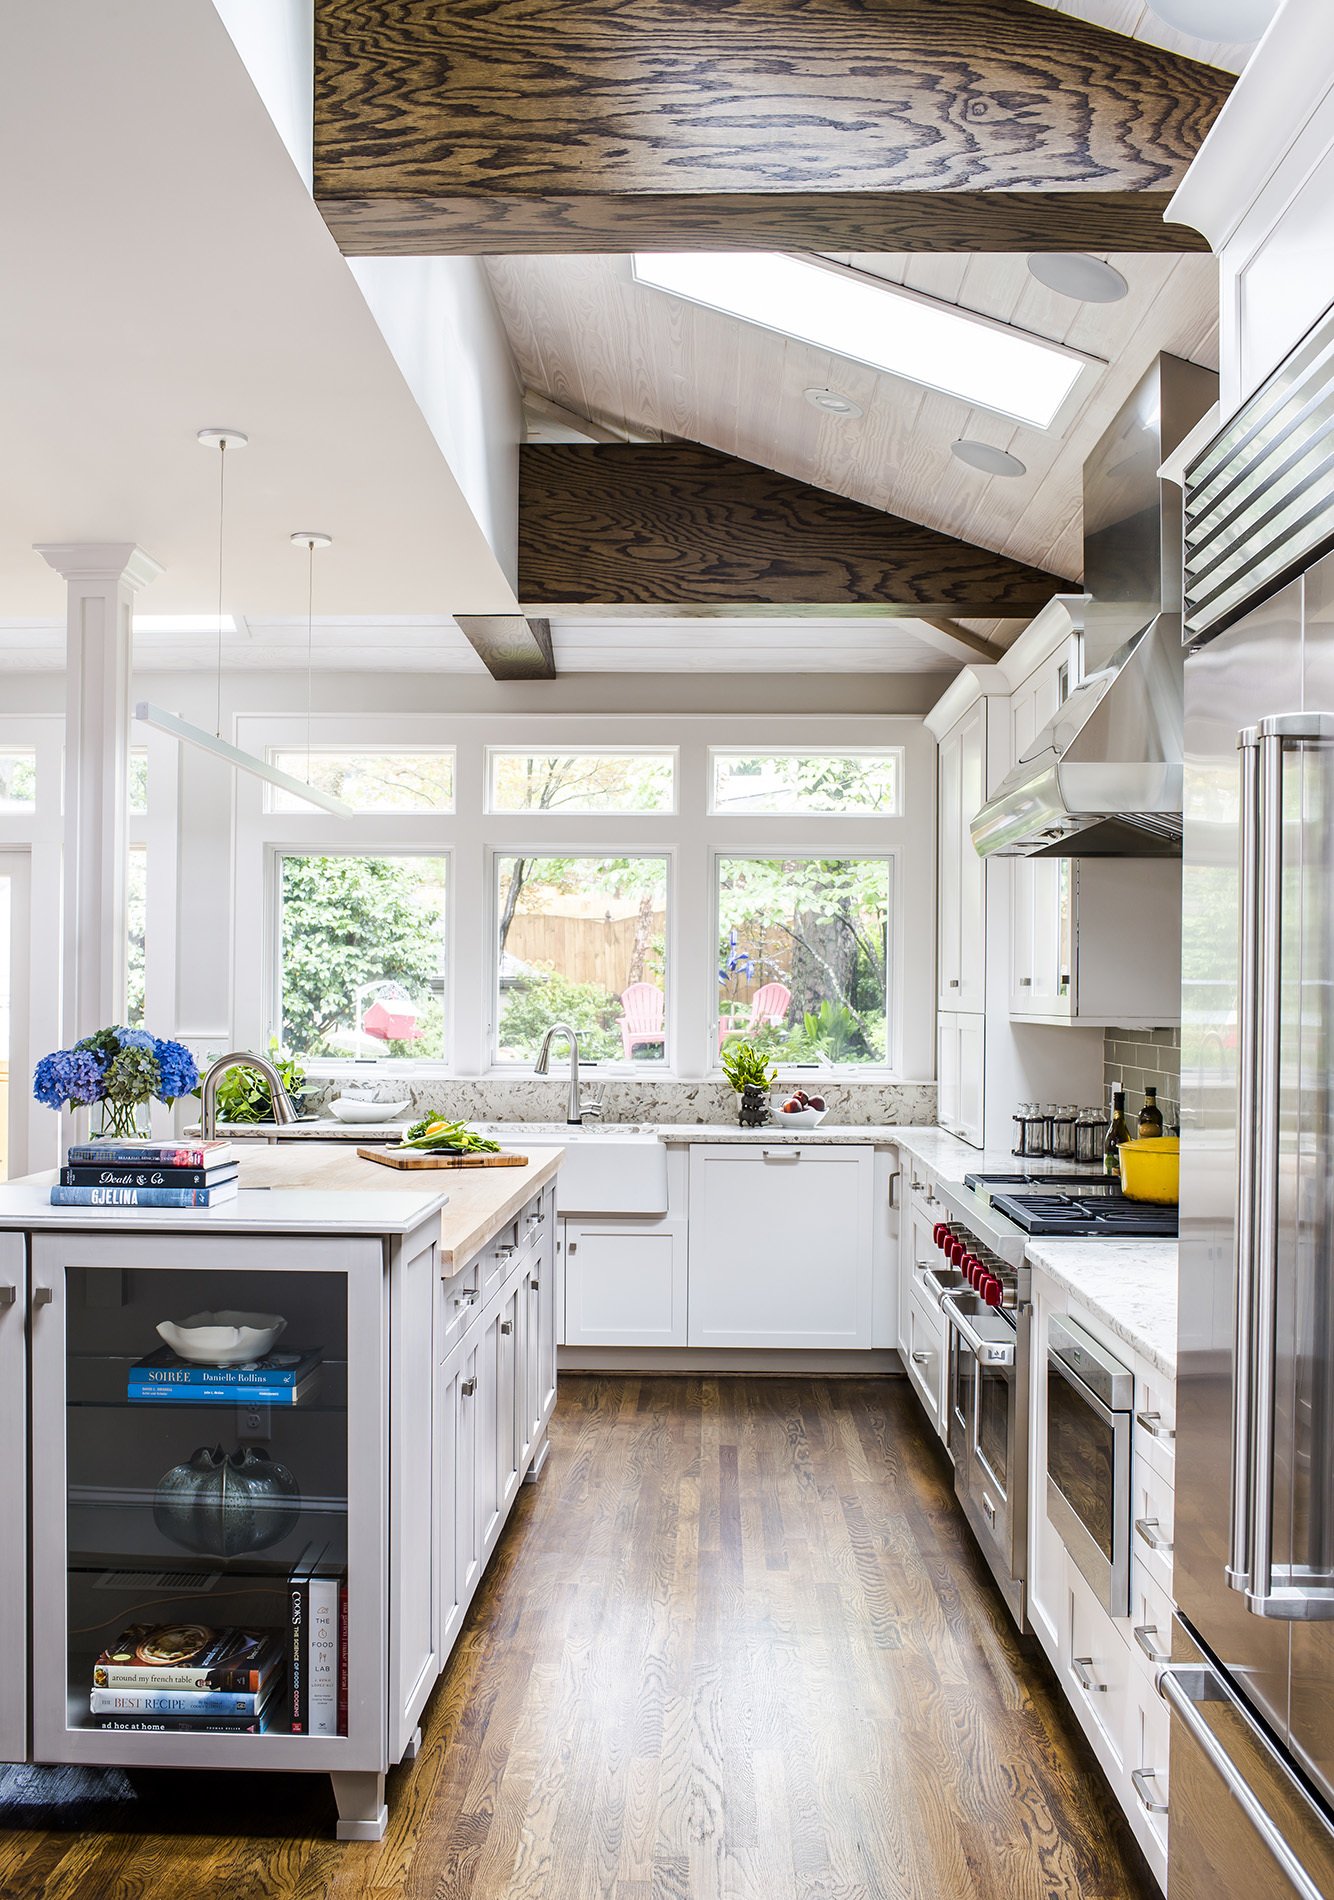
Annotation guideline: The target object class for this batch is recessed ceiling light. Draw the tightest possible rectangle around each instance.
[804,387,864,418]
[1145,0,1276,40]
[1026,254,1129,304]
[951,439,1028,478]
[632,253,1095,430]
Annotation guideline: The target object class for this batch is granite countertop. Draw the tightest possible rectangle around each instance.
[206,1117,909,1147]
[1024,1238,1178,1378]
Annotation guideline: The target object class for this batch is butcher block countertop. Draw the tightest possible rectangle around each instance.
[0,1144,563,1267]
[234,1141,565,1269]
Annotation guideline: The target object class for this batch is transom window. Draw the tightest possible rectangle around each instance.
[486,748,675,815]
[278,853,448,1059]
[495,853,670,1065]
[710,749,903,816]
[266,749,455,814]
[717,856,891,1066]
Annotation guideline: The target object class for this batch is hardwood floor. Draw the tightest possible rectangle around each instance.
[0,1377,1155,1900]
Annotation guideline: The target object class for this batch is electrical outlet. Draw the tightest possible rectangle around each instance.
[238,1400,271,1440]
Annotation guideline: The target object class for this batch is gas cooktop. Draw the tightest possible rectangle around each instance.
[989,1187,1177,1240]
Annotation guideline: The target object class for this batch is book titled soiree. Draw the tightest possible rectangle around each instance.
[125,1346,323,1406]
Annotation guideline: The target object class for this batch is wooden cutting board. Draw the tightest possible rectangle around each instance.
[357,1145,529,1170]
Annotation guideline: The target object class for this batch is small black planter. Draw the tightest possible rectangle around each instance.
[738,1083,771,1127]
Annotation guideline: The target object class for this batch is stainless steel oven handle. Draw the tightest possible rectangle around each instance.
[1246,715,1334,1619]
[939,1291,1014,1368]
[1159,1661,1327,1900]
[1230,725,1260,1592]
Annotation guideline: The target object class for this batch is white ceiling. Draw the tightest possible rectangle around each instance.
[0,1,518,624]
[0,614,966,676]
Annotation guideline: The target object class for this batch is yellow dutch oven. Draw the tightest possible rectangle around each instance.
[1118,1136,1180,1205]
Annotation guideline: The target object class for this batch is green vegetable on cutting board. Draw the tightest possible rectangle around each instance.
[403,1113,501,1155]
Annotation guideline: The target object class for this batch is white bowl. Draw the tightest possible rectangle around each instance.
[157,1311,287,1366]
[771,1106,828,1130]
[329,1097,412,1124]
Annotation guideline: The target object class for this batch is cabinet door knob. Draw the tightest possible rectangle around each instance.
[530,1277,540,1292]
[500,1319,513,1334]
[0,1285,16,1308]
[461,1377,477,1397]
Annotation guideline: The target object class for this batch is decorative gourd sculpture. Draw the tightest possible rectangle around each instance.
[154,1444,300,1558]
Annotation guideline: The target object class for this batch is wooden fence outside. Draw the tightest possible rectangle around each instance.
[506,911,667,996]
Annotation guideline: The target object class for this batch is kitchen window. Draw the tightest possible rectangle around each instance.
[276,852,449,1060]
[265,748,455,814]
[0,750,37,813]
[716,855,892,1066]
[494,852,670,1066]
[709,749,903,817]
[486,748,676,815]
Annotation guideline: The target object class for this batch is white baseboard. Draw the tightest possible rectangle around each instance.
[558,1347,904,1376]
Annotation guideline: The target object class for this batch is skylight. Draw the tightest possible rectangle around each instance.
[631,253,1091,430]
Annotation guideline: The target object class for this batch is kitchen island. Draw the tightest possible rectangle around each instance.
[0,1143,562,1840]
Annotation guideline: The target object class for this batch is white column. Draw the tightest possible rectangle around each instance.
[36,542,162,1042]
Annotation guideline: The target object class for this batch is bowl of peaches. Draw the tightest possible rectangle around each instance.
[774,1087,827,1129]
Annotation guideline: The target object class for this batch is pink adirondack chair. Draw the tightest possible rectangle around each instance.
[718,981,792,1048]
[619,983,666,1059]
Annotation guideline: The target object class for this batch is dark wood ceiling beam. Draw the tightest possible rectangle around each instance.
[518,445,1076,618]
[313,0,1230,255]
[454,613,556,679]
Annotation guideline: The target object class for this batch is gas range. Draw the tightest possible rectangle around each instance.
[962,1171,1178,1240]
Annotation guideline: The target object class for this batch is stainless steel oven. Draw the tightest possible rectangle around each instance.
[1046,1312,1134,1616]
[942,1288,1029,1629]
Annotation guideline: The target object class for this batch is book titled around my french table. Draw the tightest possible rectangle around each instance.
[93,1625,283,1693]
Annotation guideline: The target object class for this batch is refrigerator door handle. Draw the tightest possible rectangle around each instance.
[1229,725,1261,1593]
[1245,713,1334,1618]
[1159,1660,1327,1900]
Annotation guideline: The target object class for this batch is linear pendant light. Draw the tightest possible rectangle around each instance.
[135,429,352,818]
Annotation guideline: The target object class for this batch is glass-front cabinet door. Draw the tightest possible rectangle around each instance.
[29,1229,386,1771]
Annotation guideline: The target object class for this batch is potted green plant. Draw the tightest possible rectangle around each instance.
[720,1039,777,1127]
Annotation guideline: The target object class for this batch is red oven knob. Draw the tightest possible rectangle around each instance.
[948,1238,965,1268]
[961,1251,981,1287]
[933,1222,947,1249]
[981,1273,1003,1307]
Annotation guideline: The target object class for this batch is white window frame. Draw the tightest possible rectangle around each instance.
[231,711,932,1083]
[707,745,905,819]
[262,743,457,815]
[484,743,679,817]
[269,842,454,1072]
[489,844,677,1072]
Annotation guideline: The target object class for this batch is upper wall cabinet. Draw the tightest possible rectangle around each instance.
[1009,646,1072,1019]
[937,700,986,1015]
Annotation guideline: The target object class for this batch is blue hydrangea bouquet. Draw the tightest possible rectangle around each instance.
[33,1026,200,1141]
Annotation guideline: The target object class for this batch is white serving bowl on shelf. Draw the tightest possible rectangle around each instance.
[156,1311,287,1366]
[328,1096,412,1124]
[771,1105,827,1130]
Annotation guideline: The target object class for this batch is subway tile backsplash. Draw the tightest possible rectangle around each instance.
[1103,1027,1180,1133]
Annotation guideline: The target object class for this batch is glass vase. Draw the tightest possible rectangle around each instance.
[90,1098,151,1142]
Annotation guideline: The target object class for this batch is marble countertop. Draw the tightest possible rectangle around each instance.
[1024,1238,1178,1377]
[206,1117,909,1147]
[0,1178,449,1237]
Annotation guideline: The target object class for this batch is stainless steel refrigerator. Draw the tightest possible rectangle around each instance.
[1171,314,1334,1899]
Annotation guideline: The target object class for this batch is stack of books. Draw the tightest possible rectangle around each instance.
[90,1623,283,1733]
[126,1345,323,1406]
[52,1140,239,1209]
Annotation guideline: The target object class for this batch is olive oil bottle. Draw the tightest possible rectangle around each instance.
[1138,1087,1164,1138]
[1104,1090,1133,1178]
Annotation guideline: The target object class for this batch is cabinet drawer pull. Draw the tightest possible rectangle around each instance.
[910,1350,931,1365]
[980,1492,997,1529]
[500,1319,513,1335]
[0,1285,15,1308]
[453,1288,478,1307]
[948,978,960,988]
[1135,1409,1176,1441]
[1019,976,1033,987]
[495,1243,516,1257]
[1072,1656,1106,1693]
[1134,1623,1170,1664]
[33,1286,53,1308]
[461,1378,477,1397]
[525,1210,546,1225]
[761,1148,801,1160]
[530,1276,540,1292]
[1135,1515,1174,1553]
[1131,1768,1169,1815]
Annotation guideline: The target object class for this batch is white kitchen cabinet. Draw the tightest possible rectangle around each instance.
[687,1145,874,1349]
[0,1233,26,1761]
[563,1218,686,1347]
[1010,645,1072,1018]
[936,1012,984,1147]
[523,1187,558,1457]
[937,699,987,1013]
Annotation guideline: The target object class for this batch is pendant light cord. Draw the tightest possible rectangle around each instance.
[215,438,227,739]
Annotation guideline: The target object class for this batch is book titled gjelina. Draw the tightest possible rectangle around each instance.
[91,1625,284,1730]
[55,1141,238,1208]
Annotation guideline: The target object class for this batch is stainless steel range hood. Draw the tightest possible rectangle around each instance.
[972,354,1217,859]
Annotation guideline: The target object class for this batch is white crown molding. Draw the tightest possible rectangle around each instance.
[1168,0,1334,250]
[35,542,163,591]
